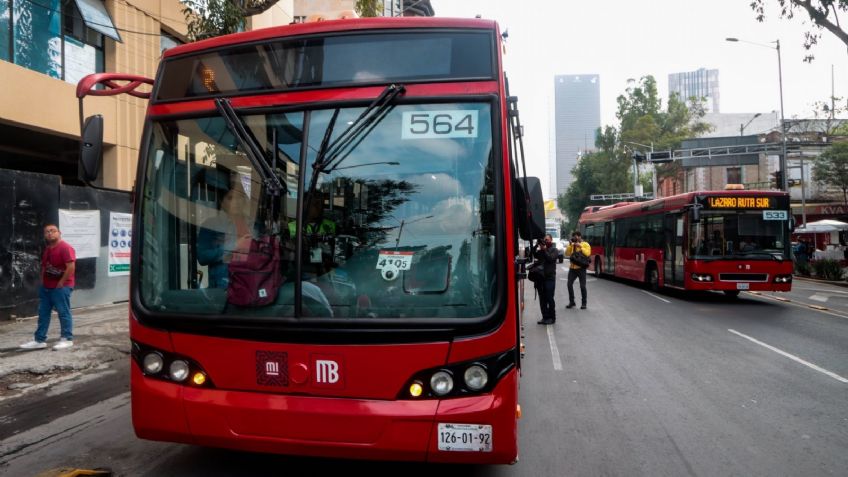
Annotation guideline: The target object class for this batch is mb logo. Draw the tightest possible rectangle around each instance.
[315,359,339,384]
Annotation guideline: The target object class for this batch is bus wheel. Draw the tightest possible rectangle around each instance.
[645,264,659,292]
[724,290,740,298]
[594,257,602,277]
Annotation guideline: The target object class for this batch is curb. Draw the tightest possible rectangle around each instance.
[793,275,848,289]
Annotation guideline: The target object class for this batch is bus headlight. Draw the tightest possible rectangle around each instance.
[691,273,713,282]
[430,371,454,396]
[464,364,488,391]
[169,360,190,382]
[142,352,164,375]
[774,274,792,283]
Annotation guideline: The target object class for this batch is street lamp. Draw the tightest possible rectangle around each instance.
[740,112,762,136]
[726,37,788,191]
[622,141,655,198]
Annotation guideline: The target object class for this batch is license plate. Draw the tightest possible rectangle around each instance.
[437,423,492,452]
[737,283,750,290]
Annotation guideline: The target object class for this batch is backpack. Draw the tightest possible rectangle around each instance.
[527,265,545,283]
[570,250,590,268]
[227,235,282,307]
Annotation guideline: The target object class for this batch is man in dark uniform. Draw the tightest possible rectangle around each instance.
[533,234,559,325]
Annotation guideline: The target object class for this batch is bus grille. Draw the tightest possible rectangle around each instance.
[719,273,768,282]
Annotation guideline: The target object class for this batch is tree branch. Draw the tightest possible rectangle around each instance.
[796,0,848,47]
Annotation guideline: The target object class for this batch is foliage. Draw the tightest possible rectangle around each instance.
[750,0,848,62]
[812,142,848,205]
[811,95,848,135]
[812,258,844,280]
[794,260,812,276]
[356,0,382,17]
[559,76,711,224]
[183,0,246,41]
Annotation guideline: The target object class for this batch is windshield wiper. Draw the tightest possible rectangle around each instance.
[214,98,284,195]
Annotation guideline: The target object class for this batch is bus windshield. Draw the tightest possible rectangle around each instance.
[138,101,498,320]
[689,211,788,259]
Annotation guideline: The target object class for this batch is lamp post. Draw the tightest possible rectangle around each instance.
[740,112,762,136]
[726,38,788,191]
[623,141,655,198]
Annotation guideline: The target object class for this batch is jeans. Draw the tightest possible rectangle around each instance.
[537,278,556,321]
[567,268,587,306]
[35,286,73,342]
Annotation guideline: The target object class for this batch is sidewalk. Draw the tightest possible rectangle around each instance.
[0,303,129,402]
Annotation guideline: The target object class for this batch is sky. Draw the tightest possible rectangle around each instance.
[429,0,848,198]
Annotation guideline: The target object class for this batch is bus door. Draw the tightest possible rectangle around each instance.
[663,213,684,287]
[604,221,615,274]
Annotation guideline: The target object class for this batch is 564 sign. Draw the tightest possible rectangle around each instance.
[402,110,479,139]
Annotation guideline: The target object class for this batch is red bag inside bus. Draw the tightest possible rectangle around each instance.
[227,236,282,307]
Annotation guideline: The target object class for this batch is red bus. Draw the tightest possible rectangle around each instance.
[578,189,794,296]
[75,17,545,464]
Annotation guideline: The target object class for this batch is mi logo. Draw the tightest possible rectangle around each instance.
[265,361,280,376]
[315,360,339,384]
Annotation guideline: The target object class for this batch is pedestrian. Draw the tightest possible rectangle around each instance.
[20,224,76,350]
[197,187,253,288]
[566,231,591,310]
[532,234,558,325]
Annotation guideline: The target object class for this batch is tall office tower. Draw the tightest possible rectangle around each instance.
[554,74,601,198]
[668,68,720,112]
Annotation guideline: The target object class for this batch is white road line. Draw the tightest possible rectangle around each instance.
[546,325,563,371]
[746,292,848,320]
[810,294,829,302]
[728,329,848,384]
[640,289,671,303]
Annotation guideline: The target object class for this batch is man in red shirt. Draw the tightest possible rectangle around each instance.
[20,224,76,350]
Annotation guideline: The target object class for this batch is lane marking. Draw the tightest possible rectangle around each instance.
[546,325,563,371]
[810,294,828,303]
[640,289,671,303]
[728,329,848,384]
[746,292,848,320]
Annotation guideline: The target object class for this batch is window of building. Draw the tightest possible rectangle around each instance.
[726,167,742,185]
[292,15,306,23]
[2,0,114,82]
[160,31,181,54]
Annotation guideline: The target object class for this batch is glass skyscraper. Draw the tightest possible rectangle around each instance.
[553,74,601,198]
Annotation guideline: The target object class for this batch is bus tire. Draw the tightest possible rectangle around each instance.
[594,257,602,277]
[645,263,659,292]
[724,290,740,298]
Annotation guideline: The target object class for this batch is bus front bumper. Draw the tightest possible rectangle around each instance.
[131,364,518,464]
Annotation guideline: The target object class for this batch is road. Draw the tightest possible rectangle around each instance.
[1,271,846,476]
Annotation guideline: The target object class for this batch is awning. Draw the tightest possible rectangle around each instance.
[73,0,122,42]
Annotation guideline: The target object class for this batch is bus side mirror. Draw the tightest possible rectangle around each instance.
[691,204,700,222]
[79,115,103,183]
[788,216,796,232]
[516,177,545,240]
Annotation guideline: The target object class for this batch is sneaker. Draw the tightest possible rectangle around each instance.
[20,340,47,350]
[52,339,74,350]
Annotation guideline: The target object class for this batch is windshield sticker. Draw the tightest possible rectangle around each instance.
[401,111,478,139]
[377,250,413,281]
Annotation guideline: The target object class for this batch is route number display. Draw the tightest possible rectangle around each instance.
[402,110,478,139]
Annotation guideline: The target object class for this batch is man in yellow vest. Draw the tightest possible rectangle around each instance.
[565,231,591,310]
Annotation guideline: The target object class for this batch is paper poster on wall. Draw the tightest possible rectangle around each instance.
[58,209,100,259]
[108,212,133,276]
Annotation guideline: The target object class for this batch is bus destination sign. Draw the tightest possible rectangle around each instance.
[705,196,772,209]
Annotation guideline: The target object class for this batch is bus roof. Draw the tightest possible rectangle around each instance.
[578,189,790,224]
[164,17,499,59]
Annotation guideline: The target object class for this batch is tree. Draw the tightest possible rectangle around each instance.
[750,0,848,62]
[356,0,382,17]
[558,76,710,224]
[183,0,249,40]
[813,141,848,205]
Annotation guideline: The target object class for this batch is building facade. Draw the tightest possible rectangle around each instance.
[293,0,432,21]
[553,74,600,198]
[668,67,720,113]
